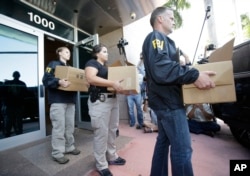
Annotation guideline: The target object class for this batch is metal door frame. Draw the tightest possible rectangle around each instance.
[0,15,45,151]
[74,34,99,130]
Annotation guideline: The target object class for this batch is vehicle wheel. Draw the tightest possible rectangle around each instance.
[229,126,250,149]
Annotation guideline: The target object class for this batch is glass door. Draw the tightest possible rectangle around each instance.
[74,45,92,130]
[0,15,45,151]
[74,34,99,130]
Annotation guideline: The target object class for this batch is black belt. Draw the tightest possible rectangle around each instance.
[98,93,116,102]
[107,94,116,98]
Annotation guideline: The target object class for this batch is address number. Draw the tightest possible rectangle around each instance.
[28,12,55,30]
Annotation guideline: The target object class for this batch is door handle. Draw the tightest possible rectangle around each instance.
[40,85,44,97]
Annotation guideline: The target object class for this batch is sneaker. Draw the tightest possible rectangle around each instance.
[136,124,142,129]
[108,157,126,165]
[52,156,69,164]
[65,148,81,155]
[98,168,113,176]
[130,124,135,127]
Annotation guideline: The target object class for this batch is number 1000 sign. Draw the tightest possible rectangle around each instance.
[28,12,55,30]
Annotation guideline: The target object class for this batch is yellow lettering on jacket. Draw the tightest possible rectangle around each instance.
[45,67,52,73]
[152,39,164,50]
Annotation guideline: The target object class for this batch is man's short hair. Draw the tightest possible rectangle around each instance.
[150,6,173,27]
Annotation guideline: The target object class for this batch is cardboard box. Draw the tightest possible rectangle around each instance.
[182,61,236,104]
[110,59,134,67]
[55,66,88,92]
[182,38,236,104]
[108,59,139,94]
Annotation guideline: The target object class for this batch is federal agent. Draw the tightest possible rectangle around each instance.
[142,7,216,176]
[42,47,80,164]
[85,44,126,176]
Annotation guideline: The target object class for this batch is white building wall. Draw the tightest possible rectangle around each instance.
[123,14,152,66]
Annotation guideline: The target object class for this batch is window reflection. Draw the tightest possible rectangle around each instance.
[0,24,39,139]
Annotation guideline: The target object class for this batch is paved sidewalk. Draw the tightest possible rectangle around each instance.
[0,117,249,176]
[85,118,250,176]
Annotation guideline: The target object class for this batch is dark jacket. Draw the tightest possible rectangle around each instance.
[42,60,77,105]
[142,30,199,110]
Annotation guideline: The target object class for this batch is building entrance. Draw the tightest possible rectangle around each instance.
[0,1,95,151]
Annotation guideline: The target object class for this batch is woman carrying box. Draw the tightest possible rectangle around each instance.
[85,44,126,176]
[42,46,80,164]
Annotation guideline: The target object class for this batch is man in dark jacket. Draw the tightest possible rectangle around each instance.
[142,7,216,176]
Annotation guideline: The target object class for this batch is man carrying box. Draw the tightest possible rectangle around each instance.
[142,7,216,176]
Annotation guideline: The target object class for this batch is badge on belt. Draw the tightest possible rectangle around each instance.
[98,93,106,102]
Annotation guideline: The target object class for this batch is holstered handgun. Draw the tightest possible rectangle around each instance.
[89,86,101,103]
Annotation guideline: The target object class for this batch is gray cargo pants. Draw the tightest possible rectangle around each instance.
[50,103,76,158]
[88,96,119,170]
